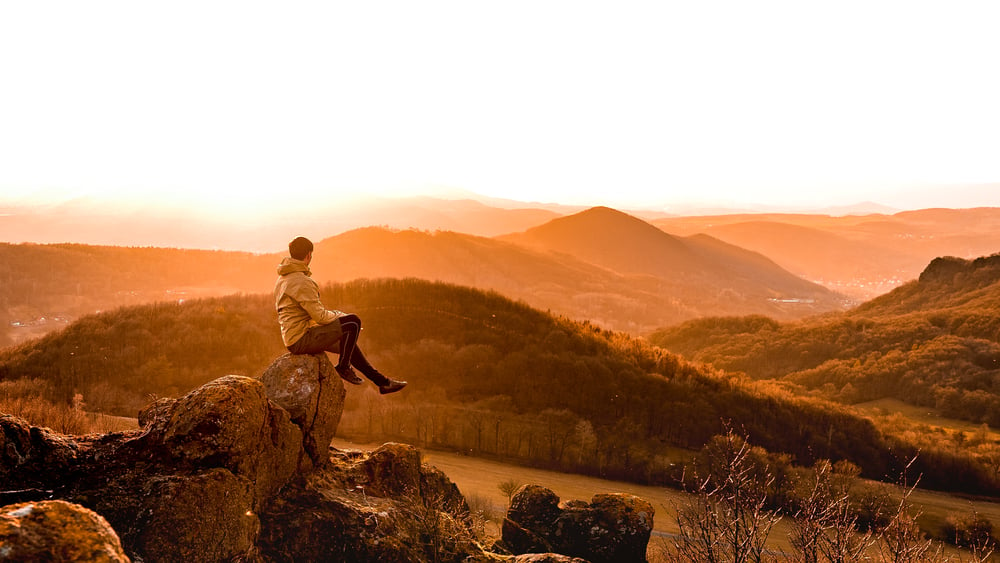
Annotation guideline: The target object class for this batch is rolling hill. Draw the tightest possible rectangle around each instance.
[0,207,849,345]
[650,207,1000,301]
[1,277,995,495]
[497,206,843,311]
[649,253,1000,427]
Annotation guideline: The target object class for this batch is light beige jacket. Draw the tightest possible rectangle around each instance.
[273,257,343,347]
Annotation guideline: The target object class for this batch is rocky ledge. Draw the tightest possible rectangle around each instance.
[0,353,653,562]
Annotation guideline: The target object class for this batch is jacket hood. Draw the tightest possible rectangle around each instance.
[277,257,311,277]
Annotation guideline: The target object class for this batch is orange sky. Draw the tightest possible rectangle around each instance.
[1,2,999,215]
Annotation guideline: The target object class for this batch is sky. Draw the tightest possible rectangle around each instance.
[2,1,999,216]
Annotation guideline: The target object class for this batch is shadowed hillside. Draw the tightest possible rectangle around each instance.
[650,254,1000,428]
[2,278,997,495]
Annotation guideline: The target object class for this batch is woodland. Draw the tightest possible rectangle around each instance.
[4,206,1000,558]
[650,255,1000,428]
[2,277,999,501]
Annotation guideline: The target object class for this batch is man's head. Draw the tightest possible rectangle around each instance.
[288,236,314,261]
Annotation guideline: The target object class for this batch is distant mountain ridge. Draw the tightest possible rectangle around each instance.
[652,207,1000,300]
[496,206,841,313]
[312,206,845,331]
[1,207,848,343]
[4,204,996,344]
[0,196,566,252]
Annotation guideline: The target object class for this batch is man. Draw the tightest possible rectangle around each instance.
[274,236,407,394]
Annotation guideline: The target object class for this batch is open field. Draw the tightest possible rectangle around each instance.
[855,398,1000,441]
[334,437,1000,560]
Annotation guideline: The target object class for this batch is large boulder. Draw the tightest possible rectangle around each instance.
[0,355,348,562]
[257,442,477,563]
[0,500,129,562]
[0,414,81,494]
[137,374,303,501]
[502,486,655,563]
[261,353,346,468]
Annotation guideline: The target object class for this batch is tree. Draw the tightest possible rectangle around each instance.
[790,459,873,563]
[876,459,940,563]
[669,430,781,563]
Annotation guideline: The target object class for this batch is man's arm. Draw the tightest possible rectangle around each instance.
[288,279,342,325]
[298,298,342,325]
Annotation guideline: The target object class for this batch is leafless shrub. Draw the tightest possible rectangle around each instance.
[667,430,781,563]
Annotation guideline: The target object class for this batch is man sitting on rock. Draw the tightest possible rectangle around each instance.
[274,236,407,394]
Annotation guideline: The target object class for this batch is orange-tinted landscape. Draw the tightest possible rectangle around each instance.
[3,194,1000,561]
[5,1,1000,558]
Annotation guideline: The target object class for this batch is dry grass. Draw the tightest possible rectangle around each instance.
[333,438,1000,561]
[854,398,1000,441]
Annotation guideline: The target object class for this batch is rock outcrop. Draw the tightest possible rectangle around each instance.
[0,499,130,562]
[502,485,655,563]
[1,352,653,562]
[0,353,347,561]
[260,353,345,469]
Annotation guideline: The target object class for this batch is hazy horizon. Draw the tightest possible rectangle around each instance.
[3,3,999,217]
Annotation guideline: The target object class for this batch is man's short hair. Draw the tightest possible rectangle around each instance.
[288,236,314,260]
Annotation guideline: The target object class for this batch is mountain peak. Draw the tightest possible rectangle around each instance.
[517,205,681,246]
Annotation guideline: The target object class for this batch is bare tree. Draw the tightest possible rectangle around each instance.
[791,460,874,563]
[670,430,781,563]
[876,458,942,563]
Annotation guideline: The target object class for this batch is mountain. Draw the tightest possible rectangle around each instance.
[497,206,844,313]
[6,230,628,344]
[2,205,849,346]
[2,277,994,495]
[649,253,1000,427]
[651,207,1000,301]
[309,226,700,333]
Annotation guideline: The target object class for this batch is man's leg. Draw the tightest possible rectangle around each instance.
[287,323,363,385]
[338,314,407,394]
[337,314,362,373]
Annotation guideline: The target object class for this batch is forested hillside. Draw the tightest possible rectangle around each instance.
[649,254,1000,427]
[1,278,996,495]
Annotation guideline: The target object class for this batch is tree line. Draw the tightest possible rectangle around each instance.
[2,278,999,497]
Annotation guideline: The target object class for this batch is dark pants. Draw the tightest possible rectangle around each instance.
[287,314,389,386]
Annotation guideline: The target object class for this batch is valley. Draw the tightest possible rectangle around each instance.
[3,200,1000,559]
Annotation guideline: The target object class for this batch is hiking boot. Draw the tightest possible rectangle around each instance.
[336,365,364,385]
[379,379,407,395]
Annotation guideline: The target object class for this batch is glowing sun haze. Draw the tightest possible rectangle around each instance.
[1,1,999,215]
